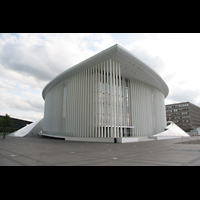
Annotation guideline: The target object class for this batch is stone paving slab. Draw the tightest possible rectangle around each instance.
[1,135,200,166]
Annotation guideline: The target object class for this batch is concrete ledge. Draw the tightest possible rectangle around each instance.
[138,136,155,142]
[153,136,185,140]
[116,137,138,143]
[40,133,155,143]
[64,136,115,143]
[40,133,115,143]
[39,133,66,139]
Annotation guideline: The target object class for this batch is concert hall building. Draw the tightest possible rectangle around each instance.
[41,44,169,142]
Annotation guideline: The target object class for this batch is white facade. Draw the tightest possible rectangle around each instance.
[9,119,43,137]
[152,121,190,139]
[42,44,169,140]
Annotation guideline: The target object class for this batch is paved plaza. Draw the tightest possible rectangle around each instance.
[0,135,200,166]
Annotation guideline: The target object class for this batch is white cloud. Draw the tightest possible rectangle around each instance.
[1,33,200,122]
[125,33,200,106]
[0,33,117,122]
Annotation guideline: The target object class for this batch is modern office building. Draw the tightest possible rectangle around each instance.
[0,115,32,133]
[166,102,200,132]
[41,44,169,142]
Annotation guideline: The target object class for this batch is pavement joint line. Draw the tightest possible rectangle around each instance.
[1,136,200,166]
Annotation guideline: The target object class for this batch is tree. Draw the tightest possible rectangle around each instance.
[0,114,12,139]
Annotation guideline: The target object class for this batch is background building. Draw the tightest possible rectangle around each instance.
[42,44,169,142]
[166,102,200,132]
[0,115,32,133]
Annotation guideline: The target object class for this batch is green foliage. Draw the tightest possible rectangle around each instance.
[0,114,12,139]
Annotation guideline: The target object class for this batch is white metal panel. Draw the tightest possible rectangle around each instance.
[43,57,167,139]
[42,44,169,100]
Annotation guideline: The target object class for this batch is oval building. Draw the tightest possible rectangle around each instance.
[42,44,169,142]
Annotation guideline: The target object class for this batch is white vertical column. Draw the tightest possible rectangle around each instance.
[109,59,113,137]
[73,75,76,136]
[81,71,84,137]
[64,80,67,135]
[137,81,140,137]
[75,74,77,136]
[107,60,109,137]
[84,70,87,137]
[132,79,135,136]
[145,86,149,136]
[103,61,106,138]
[77,73,79,136]
[97,64,100,137]
[88,68,90,137]
[134,80,137,137]
[140,83,143,136]
[95,65,98,137]
[82,71,84,137]
[75,73,77,136]
[119,64,122,137]
[116,61,119,138]
[78,72,81,135]
[131,80,134,136]
[128,80,130,127]
[91,67,94,137]
[101,63,103,137]
[135,81,139,137]
[66,79,69,135]
[71,76,73,135]
[92,66,95,137]
[79,72,81,137]
[89,68,91,137]
[141,83,145,136]
[86,69,88,137]
[77,74,80,137]
[68,77,71,135]
[122,75,125,128]
[67,79,70,134]
[69,77,72,136]
[82,71,85,137]
[143,84,147,136]
[90,68,92,137]
[71,77,73,136]
[113,60,116,138]
[74,74,77,136]
[138,81,142,137]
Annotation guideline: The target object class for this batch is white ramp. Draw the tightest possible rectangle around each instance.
[152,121,190,140]
[8,118,43,137]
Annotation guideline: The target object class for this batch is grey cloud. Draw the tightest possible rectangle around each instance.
[0,44,55,82]
[131,48,165,74]
[24,97,44,112]
[167,88,200,105]
[163,72,177,83]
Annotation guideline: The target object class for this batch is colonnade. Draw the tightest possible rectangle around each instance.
[43,58,166,138]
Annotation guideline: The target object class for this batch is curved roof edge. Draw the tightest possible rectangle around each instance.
[42,44,169,99]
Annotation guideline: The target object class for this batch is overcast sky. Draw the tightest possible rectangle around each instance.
[1,33,200,122]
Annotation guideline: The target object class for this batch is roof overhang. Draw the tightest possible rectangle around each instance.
[42,44,169,99]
